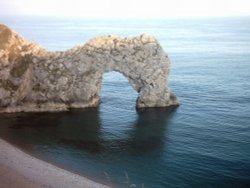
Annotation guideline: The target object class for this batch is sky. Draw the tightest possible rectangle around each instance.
[0,0,250,18]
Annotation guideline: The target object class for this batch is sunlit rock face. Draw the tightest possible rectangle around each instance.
[0,24,179,112]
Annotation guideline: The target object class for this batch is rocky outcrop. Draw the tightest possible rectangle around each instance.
[0,24,178,113]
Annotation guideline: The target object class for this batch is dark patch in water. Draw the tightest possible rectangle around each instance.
[58,138,105,154]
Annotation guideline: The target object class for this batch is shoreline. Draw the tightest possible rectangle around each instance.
[0,138,110,188]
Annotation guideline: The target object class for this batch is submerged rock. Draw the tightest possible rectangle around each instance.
[0,24,179,113]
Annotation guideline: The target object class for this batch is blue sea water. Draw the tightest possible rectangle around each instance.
[0,16,250,187]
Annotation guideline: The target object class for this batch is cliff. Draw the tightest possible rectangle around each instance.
[0,24,178,112]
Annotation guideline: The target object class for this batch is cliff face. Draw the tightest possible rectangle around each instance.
[0,24,178,112]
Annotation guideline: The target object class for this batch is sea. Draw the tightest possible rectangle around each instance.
[0,16,250,188]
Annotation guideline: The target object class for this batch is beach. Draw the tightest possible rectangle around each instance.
[0,139,110,188]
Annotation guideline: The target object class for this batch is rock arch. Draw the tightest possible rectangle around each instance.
[0,24,179,112]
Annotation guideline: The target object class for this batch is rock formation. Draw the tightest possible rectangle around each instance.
[0,24,178,113]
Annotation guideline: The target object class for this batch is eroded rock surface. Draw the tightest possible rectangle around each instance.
[0,24,178,112]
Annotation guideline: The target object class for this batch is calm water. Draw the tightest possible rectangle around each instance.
[0,16,250,187]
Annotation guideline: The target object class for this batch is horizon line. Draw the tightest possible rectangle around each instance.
[1,14,250,20]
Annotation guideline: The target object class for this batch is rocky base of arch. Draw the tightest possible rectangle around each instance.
[0,24,179,113]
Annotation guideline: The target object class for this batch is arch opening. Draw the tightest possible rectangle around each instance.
[99,71,138,110]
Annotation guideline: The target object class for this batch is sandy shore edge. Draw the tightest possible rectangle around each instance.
[0,138,110,188]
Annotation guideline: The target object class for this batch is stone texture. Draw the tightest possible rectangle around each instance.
[0,24,179,113]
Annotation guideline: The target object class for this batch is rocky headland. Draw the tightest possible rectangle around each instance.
[0,24,178,112]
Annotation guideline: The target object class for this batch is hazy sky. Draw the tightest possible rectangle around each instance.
[1,0,250,18]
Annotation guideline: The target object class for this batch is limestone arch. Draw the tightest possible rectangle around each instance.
[0,24,179,112]
[83,34,179,108]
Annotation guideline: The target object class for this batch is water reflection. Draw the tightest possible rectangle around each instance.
[0,107,177,155]
[126,107,176,153]
[58,108,104,153]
